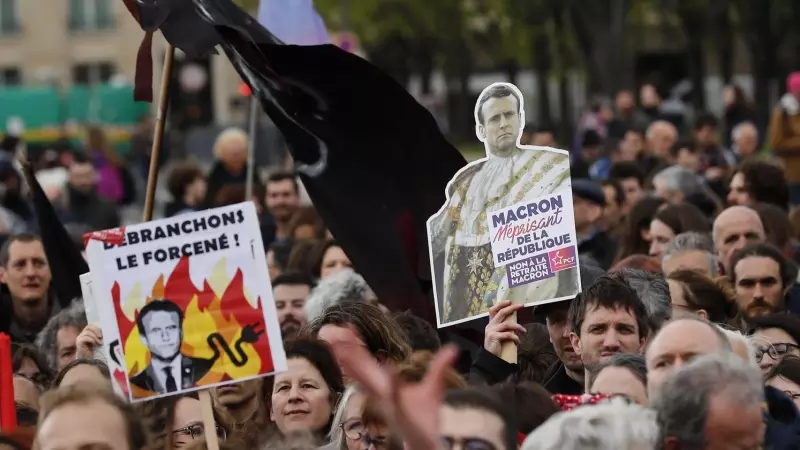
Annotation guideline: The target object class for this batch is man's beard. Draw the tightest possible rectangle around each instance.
[745,298,781,319]
[280,318,303,339]
[272,206,295,222]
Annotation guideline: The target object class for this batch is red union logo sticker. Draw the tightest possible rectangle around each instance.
[549,247,577,272]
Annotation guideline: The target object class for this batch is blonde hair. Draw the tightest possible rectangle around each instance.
[213,128,249,160]
[327,384,362,447]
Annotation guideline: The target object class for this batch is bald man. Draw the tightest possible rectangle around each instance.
[645,316,732,397]
[646,120,678,162]
[712,206,766,274]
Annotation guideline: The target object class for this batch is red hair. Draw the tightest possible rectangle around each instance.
[609,255,662,273]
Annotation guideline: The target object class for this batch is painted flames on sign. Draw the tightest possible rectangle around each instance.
[111,256,273,395]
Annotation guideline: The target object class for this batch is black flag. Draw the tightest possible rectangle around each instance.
[121,0,221,101]
[20,159,89,304]
[193,0,467,326]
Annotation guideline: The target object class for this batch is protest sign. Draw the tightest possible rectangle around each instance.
[427,82,581,327]
[80,272,129,397]
[85,202,286,402]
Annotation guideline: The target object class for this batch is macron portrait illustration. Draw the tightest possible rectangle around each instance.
[130,299,214,395]
[427,82,580,326]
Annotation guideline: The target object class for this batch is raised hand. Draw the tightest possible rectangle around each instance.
[75,324,103,360]
[331,342,459,450]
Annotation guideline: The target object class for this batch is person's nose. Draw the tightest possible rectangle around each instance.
[753,283,764,299]
[22,263,37,277]
[602,330,621,349]
[558,325,570,341]
[288,384,302,402]
[672,356,688,369]
[499,114,510,128]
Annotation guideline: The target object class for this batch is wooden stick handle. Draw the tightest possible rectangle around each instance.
[499,310,518,364]
[142,45,175,222]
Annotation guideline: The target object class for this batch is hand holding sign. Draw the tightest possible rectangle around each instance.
[76,324,103,360]
[483,301,526,358]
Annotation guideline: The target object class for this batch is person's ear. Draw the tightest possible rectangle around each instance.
[139,335,148,348]
[569,332,582,356]
[0,267,7,284]
[696,309,709,320]
[375,350,388,366]
[588,205,603,223]
[476,124,486,142]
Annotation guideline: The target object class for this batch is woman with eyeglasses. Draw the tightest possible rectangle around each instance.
[322,384,366,450]
[748,314,800,374]
[134,392,230,449]
[765,356,800,410]
[267,339,345,446]
[358,401,401,450]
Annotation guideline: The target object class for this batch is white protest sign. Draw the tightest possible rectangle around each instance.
[80,272,129,397]
[85,202,287,402]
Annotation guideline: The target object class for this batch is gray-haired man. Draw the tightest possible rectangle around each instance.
[661,231,719,277]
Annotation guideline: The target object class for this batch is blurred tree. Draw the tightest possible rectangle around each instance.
[674,0,709,111]
[564,0,636,96]
[711,0,733,84]
[732,0,790,121]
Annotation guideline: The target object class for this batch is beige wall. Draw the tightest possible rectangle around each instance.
[0,0,247,122]
[0,0,166,88]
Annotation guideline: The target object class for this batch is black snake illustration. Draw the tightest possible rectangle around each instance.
[206,322,265,366]
[108,322,265,367]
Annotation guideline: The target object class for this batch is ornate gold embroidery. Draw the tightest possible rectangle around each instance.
[442,149,566,322]
[512,153,569,204]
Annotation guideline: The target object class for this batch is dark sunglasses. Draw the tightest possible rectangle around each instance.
[754,343,800,363]
[441,436,498,450]
[171,423,227,442]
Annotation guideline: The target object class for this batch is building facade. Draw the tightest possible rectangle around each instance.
[0,0,245,122]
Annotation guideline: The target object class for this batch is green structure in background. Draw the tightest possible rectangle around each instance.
[0,84,150,155]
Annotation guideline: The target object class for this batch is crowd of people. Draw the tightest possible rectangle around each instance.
[6,75,800,450]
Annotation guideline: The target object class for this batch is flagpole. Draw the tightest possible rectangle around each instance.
[142,45,175,221]
[245,95,257,200]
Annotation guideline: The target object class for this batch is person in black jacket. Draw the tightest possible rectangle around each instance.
[468,263,605,393]
[573,179,617,270]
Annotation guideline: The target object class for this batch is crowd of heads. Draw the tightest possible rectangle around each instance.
[9,81,800,450]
